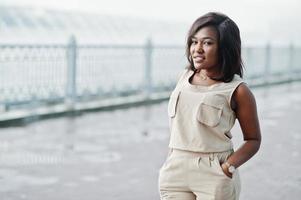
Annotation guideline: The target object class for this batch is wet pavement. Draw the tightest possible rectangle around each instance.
[0,82,301,200]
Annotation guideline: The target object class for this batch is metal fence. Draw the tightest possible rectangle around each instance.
[0,36,301,112]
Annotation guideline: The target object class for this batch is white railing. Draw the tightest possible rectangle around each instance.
[0,36,300,112]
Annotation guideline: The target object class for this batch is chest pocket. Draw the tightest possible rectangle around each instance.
[167,90,181,118]
[197,95,225,127]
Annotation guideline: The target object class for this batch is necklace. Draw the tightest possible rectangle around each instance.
[198,71,209,80]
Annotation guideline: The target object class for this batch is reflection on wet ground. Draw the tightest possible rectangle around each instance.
[0,82,301,200]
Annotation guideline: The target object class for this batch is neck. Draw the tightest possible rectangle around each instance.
[196,69,219,80]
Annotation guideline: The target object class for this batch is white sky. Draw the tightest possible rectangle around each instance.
[0,0,299,22]
[1,0,301,44]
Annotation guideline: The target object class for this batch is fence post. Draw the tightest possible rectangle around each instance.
[264,43,271,85]
[288,43,294,82]
[66,35,77,108]
[144,38,153,98]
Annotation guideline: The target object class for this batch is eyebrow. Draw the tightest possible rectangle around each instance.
[191,36,216,41]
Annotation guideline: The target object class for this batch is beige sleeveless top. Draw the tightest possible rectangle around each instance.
[168,69,244,153]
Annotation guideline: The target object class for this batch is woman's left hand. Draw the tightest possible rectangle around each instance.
[221,163,233,179]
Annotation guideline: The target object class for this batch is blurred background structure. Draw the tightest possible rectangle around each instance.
[0,0,300,200]
[1,5,301,124]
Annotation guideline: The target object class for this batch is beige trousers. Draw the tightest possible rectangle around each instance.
[158,149,241,200]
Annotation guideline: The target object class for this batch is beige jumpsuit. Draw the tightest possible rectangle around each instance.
[158,69,244,200]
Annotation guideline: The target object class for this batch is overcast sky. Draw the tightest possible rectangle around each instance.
[1,0,299,22]
[1,0,301,44]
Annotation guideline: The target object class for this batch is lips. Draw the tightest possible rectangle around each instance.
[193,56,205,62]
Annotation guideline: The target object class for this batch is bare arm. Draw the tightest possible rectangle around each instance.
[222,83,262,177]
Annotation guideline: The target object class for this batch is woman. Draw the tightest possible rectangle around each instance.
[158,12,261,200]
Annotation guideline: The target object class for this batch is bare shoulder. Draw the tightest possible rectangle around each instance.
[235,83,254,97]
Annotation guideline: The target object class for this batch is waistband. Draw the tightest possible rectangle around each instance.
[170,148,234,158]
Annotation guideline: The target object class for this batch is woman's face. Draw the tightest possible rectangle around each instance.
[189,26,219,72]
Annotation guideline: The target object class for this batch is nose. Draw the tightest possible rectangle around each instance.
[195,42,204,53]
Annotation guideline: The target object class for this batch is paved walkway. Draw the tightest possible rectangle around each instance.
[0,82,301,200]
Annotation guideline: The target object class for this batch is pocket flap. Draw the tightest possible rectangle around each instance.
[197,101,223,127]
[167,91,181,117]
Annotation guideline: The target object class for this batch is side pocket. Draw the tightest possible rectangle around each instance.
[167,91,181,118]
[214,156,233,180]
[160,150,174,172]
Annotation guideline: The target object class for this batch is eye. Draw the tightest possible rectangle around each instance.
[191,40,197,45]
[203,41,213,45]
